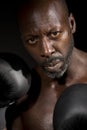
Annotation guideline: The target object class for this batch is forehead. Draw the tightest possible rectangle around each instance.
[19,0,68,33]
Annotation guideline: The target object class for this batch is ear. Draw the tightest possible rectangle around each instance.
[68,13,76,34]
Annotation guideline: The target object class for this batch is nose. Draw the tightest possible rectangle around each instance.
[41,37,55,57]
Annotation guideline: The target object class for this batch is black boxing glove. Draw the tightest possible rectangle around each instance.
[53,84,87,130]
[0,52,31,108]
[5,62,41,130]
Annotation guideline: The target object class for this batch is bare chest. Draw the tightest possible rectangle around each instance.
[20,83,65,130]
[12,74,87,130]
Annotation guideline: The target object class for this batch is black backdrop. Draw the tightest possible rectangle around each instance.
[0,1,86,68]
[0,1,86,129]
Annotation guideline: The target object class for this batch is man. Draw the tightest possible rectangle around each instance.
[6,0,87,130]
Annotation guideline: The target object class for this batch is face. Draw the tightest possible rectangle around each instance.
[19,1,76,78]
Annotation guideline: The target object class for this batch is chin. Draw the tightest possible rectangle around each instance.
[43,63,68,79]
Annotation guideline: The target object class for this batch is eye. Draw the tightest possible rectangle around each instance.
[50,31,61,38]
[26,36,39,45]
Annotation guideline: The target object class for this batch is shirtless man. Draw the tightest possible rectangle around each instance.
[6,0,87,130]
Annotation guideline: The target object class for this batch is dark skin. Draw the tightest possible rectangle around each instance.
[9,0,87,130]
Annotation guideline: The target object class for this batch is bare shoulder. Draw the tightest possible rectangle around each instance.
[73,48,87,68]
[78,49,87,66]
[11,117,23,130]
[74,48,87,77]
[6,102,24,130]
[67,48,87,84]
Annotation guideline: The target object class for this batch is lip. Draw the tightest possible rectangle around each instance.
[44,61,63,72]
[45,59,61,67]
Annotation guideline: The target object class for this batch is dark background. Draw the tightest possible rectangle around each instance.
[0,2,36,68]
[0,1,86,68]
[0,1,86,128]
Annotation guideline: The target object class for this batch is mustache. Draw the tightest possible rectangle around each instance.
[41,56,64,67]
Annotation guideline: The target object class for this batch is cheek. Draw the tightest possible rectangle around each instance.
[55,32,72,56]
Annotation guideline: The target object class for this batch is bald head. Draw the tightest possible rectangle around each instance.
[18,0,68,10]
[18,0,70,32]
[18,0,69,16]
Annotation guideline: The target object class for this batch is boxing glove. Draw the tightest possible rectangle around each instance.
[0,52,31,108]
[53,84,87,130]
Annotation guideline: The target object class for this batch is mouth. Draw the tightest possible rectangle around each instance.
[44,60,63,72]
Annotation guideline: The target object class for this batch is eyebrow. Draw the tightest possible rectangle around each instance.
[22,25,62,38]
